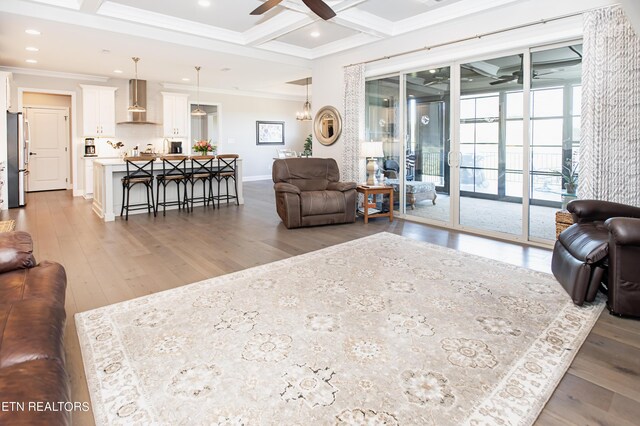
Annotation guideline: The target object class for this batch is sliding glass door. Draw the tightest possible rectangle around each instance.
[458,54,524,236]
[363,41,582,246]
[404,67,451,223]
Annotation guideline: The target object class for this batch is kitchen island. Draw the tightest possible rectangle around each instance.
[92,157,244,222]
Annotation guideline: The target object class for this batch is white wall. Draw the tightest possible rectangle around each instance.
[621,0,640,34]
[6,73,311,198]
[311,0,616,172]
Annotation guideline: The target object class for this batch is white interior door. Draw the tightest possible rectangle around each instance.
[26,107,69,192]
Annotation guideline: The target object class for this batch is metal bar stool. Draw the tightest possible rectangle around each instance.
[212,154,239,208]
[186,154,216,212]
[120,156,156,220]
[155,155,189,216]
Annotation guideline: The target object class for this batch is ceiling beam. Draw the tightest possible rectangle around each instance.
[79,0,103,13]
[244,10,315,46]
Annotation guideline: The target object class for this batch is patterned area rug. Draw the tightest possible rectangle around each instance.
[76,232,604,425]
[0,220,16,233]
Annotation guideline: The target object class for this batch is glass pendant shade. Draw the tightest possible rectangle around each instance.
[128,57,146,113]
[296,78,312,121]
[191,66,207,116]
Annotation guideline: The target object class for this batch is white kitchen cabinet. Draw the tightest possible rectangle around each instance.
[162,92,189,137]
[84,157,95,199]
[81,85,117,137]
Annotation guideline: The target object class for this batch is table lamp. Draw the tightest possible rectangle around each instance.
[361,141,384,185]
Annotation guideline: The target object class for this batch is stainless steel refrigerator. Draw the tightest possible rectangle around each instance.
[7,111,28,208]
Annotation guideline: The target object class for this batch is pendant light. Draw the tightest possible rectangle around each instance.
[191,66,206,116]
[127,57,146,113]
[296,77,312,121]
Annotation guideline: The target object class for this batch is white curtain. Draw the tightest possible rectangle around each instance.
[342,64,366,184]
[581,6,640,206]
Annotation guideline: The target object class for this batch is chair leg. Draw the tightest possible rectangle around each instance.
[225,178,230,205]
[120,182,126,217]
[146,183,151,214]
[156,180,161,215]
[233,176,239,206]
[209,178,215,209]
[217,179,221,208]
[125,184,131,220]
[163,183,167,216]
[150,181,156,217]
[191,180,195,212]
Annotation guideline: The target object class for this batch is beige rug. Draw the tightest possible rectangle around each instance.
[76,232,604,425]
[0,220,16,233]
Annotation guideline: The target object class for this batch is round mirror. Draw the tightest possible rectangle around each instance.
[314,105,342,146]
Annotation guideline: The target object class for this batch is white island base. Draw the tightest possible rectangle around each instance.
[92,158,244,222]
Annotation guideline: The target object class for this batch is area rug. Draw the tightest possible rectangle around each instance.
[76,232,604,426]
[0,220,16,232]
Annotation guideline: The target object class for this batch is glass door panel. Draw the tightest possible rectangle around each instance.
[528,44,582,241]
[365,76,401,214]
[404,67,451,222]
[459,54,524,236]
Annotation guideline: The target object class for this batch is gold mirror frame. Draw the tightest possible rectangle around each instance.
[313,105,342,146]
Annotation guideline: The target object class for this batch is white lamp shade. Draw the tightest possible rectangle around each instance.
[361,141,384,158]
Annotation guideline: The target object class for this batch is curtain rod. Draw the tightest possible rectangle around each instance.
[346,5,618,67]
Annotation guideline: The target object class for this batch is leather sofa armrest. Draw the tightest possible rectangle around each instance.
[568,200,640,223]
[606,217,640,245]
[0,231,36,274]
[327,182,357,192]
[274,182,301,195]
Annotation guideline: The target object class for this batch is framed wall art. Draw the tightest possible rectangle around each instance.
[256,121,285,145]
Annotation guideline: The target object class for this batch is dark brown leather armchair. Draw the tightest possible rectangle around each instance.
[272,158,357,229]
[552,200,640,317]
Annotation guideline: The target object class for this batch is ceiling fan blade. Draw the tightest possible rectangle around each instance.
[250,0,284,15]
[301,0,337,20]
[490,78,515,86]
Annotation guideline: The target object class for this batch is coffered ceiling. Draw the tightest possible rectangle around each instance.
[0,0,528,95]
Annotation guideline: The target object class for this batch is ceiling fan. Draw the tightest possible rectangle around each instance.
[250,0,337,20]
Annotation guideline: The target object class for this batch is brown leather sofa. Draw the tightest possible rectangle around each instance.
[551,200,640,317]
[0,231,70,425]
[272,158,357,229]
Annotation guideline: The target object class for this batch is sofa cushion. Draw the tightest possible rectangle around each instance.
[0,231,36,274]
[0,261,67,307]
[0,299,66,368]
[301,191,346,216]
[0,359,71,426]
[558,222,609,264]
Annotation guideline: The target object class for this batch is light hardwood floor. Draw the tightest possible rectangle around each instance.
[2,181,639,425]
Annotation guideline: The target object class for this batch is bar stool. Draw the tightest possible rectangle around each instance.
[212,154,239,208]
[120,156,156,220]
[186,154,216,212]
[156,155,188,216]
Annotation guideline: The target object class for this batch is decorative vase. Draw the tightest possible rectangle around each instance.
[565,183,576,194]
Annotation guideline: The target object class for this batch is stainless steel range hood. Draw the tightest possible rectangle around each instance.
[117,79,159,125]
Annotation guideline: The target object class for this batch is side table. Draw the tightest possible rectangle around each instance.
[356,185,393,224]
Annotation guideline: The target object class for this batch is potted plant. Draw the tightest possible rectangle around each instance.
[192,139,216,155]
[302,134,312,157]
[562,158,578,194]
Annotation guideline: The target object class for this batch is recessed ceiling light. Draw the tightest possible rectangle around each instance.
[310,31,320,38]
[383,98,389,101]
[25,59,38,64]
[25,47,39,52]
[220,67,231,72]
[25,29,41,35]
[113,69,123,74]
[198,0,211,6]
[182,77,190,81]
[429,69,437,74]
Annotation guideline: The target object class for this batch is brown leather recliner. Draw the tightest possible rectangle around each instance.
[551,200,640,317]
[0,231,70,425]
[272,158,357,229]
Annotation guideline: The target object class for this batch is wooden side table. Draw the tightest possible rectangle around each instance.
[356,185,393,224]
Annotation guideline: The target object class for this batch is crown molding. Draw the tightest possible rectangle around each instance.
[161,83,306,102]
[0,66,109,82]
